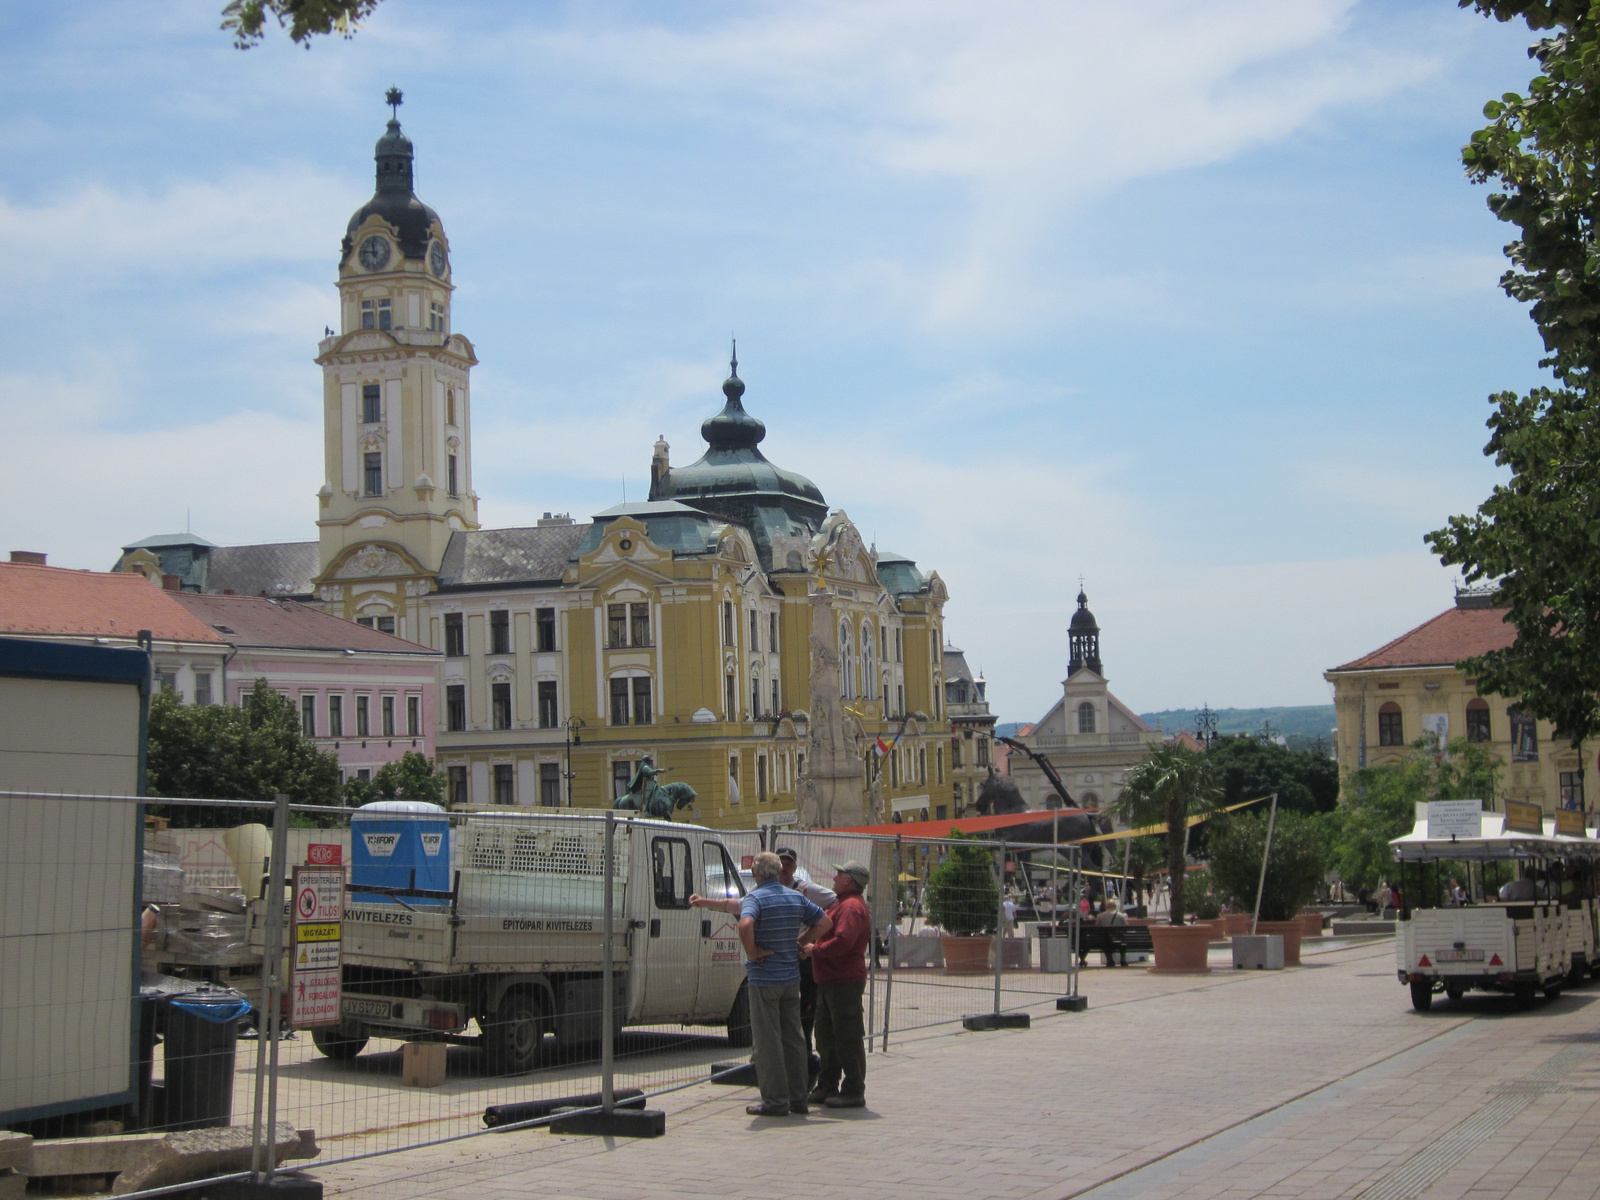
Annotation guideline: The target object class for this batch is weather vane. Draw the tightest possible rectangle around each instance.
[386,87,403,119]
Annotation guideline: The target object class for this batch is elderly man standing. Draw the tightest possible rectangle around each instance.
[694,850,829,1117]
[802,859,872,1108]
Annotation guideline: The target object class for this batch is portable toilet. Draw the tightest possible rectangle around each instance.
[350,800,452,905]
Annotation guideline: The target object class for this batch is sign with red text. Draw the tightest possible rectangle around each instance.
[289,865,344,1027]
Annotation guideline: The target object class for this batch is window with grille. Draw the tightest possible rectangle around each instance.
[538,681,558,728]
[490,610,510,654]
[492,682,512,730]
[446,685,465,731]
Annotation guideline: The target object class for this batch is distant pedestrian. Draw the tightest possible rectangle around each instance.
[1002,895,1017,934]
[804,860,872,1109]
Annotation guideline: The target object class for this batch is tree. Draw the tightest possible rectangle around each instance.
[1327,738,1502,891]
[1428,3,1600,744]
[1204,734,1340,816]
[222,0,383,48]
[925,830,1000,937]
[147,679,342,822]
[1207,812,1330,922]
[341,751,446,807]
[1113,742,1222,926]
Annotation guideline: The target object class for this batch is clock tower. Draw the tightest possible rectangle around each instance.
[312,92,478,640]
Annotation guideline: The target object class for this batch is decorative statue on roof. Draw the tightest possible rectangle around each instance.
[613,755,698,820]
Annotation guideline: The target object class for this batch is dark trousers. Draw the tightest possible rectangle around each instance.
[799,957,817,1051]
[812,980,866,1098]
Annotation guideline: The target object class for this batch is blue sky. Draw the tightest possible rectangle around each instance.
[0,1,1550,722]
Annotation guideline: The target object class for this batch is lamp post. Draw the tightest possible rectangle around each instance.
[564,716,586,807]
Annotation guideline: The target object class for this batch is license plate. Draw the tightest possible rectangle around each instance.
[1435,949,1484,962]
[342,997,394,1018]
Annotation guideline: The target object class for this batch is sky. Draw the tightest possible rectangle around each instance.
[0,0,1553,723]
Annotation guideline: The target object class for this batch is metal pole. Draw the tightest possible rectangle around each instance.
[993,843,1005,1017]
[1120,835,1132,908]
[1250,793,1280,936]
[866,840,877,1054]
[262,793,290,1180]
[601,810,615,1111]
[1070,846,1081,998]
[881,925,896,1052]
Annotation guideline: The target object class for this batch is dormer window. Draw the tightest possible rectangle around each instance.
[360,298,392,330]
[362,384,381,424]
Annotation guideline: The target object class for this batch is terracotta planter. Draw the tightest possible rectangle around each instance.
[1218,913,1252,937]
[1297,912,1325,940]
[1148,923,1212,973]
[941,935,993,975]
[1254,921,1304,966]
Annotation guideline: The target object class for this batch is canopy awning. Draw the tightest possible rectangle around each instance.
[1390,809,1600,861]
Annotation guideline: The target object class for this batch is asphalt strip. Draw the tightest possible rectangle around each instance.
[1060,1017,1481,1200]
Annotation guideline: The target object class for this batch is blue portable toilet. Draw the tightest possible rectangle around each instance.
[350,800,451,905]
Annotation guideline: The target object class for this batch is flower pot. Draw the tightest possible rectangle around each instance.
[1148,923,1212,973]
[1253,921,1304,966]
[941,935,993,975]
[1297,912,1325,940]
[1218,913,1252,937]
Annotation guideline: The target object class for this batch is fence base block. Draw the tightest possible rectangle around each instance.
[1056,995,1089,1012]
[206,1170,323,1200]
[962,1012,1031,1031]
[548,1109,665,1138]
[709,1062,759,1086]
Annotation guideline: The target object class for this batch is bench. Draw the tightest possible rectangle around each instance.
[1074,925,1155,966]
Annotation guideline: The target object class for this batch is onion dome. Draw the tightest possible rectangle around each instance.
[341,90,442,265]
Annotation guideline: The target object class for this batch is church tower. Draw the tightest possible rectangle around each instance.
[312,91,478,640]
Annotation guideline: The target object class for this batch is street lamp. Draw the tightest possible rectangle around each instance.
[564,716,586,807]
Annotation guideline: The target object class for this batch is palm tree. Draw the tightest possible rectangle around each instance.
[1113,742,1221,926]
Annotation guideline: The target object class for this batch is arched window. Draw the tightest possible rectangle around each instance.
[1466,698,1490,743]
[862,620,877,699]
[1378,701,1403,747]
[1078,701,1096,734]
[1081,791,1100,807]
[839,621,855,700]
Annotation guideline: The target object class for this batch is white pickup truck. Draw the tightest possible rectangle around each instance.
[309,812,752,1073]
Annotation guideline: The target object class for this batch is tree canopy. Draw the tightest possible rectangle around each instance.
[341,751,446,807]
[1204,734,1339,816]
[1208,811,1330,922]
[1114,742,1222,926]
[222,0,382,48]
[1428,2,1600,743]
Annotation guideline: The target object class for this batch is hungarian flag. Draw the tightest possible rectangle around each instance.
[874,737,890,758]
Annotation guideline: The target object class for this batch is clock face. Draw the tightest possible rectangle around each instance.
[358,235,391,271]
[429,240,447,278]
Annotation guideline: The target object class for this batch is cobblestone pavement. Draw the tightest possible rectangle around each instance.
[307,938,1600,1200]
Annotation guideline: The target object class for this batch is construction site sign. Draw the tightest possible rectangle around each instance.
[290,865,344,1027]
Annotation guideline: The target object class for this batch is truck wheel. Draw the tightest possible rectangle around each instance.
[1545,981,1563,1001]
[484,987,546,1075]
[1444,983,1465,1002]
[1514,981,1536,1009]
[1409,980,1433,1012]
[726,982,752,1048]
[312,1028,368,1060]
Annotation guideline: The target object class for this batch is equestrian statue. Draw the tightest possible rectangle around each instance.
[612,756,698,820]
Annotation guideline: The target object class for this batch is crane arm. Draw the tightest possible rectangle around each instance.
[995,736,1077,809]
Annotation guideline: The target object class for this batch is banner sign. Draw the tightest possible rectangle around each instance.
[1504,800,1545,835]
[1426,799,1481,840]
[1555,809,1587,838]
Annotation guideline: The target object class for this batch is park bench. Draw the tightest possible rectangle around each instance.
[1074,924,1155,966]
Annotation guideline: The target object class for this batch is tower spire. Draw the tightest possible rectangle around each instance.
[386,87,403,119]
[730,336,738,378]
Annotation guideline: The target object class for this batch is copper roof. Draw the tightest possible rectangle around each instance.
[169,592,436,654]
[0,563,226,643]
[1330,604,1517,672]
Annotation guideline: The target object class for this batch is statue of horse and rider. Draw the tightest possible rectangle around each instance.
[612,756,697,820]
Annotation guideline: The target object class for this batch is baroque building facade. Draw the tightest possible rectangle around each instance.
[116,105,954,829]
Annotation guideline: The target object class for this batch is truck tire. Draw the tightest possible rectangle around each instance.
[1544,981,1563,1001]
[483,987,546,1075]
[1409,980,1433,1012]
[312,1028,368,1060]
[1444,982,1465,1002]
[1569,959,1587,987]
[1514,981,1536,1009]
[726,982,752,1048]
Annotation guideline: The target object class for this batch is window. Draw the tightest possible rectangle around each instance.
[952,737,963,768]
[611,677,631,725]
[381,695,395,737]
[937,745,945,784]
[896,684,905,716]
[758,754,768,804]
[725,674,737,720]
[769,612,778,653]
[536,607,556,651]
[1466,699,1491,743]
[407,695,420,737]
[447,454,458,497]
[448,765,467,806]
[771,678,780,716]
[329,694,343,738]
[750,609,759,649]
[359,299,391,330]
[362,383,381,424]
[633,677,652,726]
[723,601,734,646]
[444,613,464,657]
[703,841,745,900]
[540,762,562,807]
[729,755,741,805]
[446,388,456,425]
[490,610,510,654]
[936,805,948,822]
[428,300,445,332]
[752,677,762,719]
[918,747,927,784]
[194,674,212,707]
[538,681,558,728]
[890,748,899,787]
[631,603,651,647]
[1377,702,1403,747]
[651,838,692,909]
[977,737,990,767]
[610,677,651,725]
[1561,771,1585,811]
[608,604,627,648]
[895,629,903,662]
[364,452,382,496]
[301,695,316,737]
[492,682,512,730]
[377,616,395,634]
[357,768,370,783]
[1078,702,1096,734]
[862,622,876,699]
[494,764,514,805]
[839,621,854,700]
[446,684,466,731]
[613,760,634,801]
[355,695,370,737]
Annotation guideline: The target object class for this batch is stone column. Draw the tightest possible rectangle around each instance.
[795,587,866,828]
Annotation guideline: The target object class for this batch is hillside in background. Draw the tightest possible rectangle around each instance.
[1137,705,1336,742]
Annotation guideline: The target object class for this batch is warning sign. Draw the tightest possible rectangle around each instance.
[290,865,344,1028]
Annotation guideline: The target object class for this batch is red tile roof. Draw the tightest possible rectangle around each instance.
[0,563,226,643]
[1330,604,1517,672]
[169,592,435,654]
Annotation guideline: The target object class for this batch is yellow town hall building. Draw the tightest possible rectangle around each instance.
[119,104,956,830]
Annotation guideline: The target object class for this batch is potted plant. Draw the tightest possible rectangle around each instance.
[925,829,999,974]
[1207,811,1330,966]
[1113,743,1222,972]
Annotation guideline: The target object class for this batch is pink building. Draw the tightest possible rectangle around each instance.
[169,592,439,784]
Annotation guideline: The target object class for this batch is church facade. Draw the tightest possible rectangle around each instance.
[116,104,955,830]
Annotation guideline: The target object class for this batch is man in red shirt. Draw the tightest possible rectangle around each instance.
[802,859,872,1108]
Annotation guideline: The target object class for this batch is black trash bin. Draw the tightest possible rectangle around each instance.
[162,985,252,1130]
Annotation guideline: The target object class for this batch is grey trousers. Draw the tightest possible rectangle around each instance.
[749,981,808,1108]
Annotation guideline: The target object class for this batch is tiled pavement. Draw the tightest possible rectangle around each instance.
[308,939,1600,1200]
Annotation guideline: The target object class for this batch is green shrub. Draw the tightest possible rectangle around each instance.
[1207,811,1329,922]
[925,829,999,937]
[1184,868,1222,920]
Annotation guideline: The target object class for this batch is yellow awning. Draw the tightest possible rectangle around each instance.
[1069,795,1271,843]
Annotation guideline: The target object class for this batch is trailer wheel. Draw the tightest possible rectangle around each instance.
[1569,959,1587,988]
[1544,981,1563,1001]
[726,982,752,1048]
[1444,983,1465,1002]
[1514,981,1536,1009]
[312,1028,368,1060]
[483,987,546,1075]
[1409,980,1433,1012]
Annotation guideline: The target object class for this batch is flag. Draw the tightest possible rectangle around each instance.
[874,737,890,758]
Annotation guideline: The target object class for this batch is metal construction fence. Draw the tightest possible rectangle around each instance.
[1,791,1093,1198]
